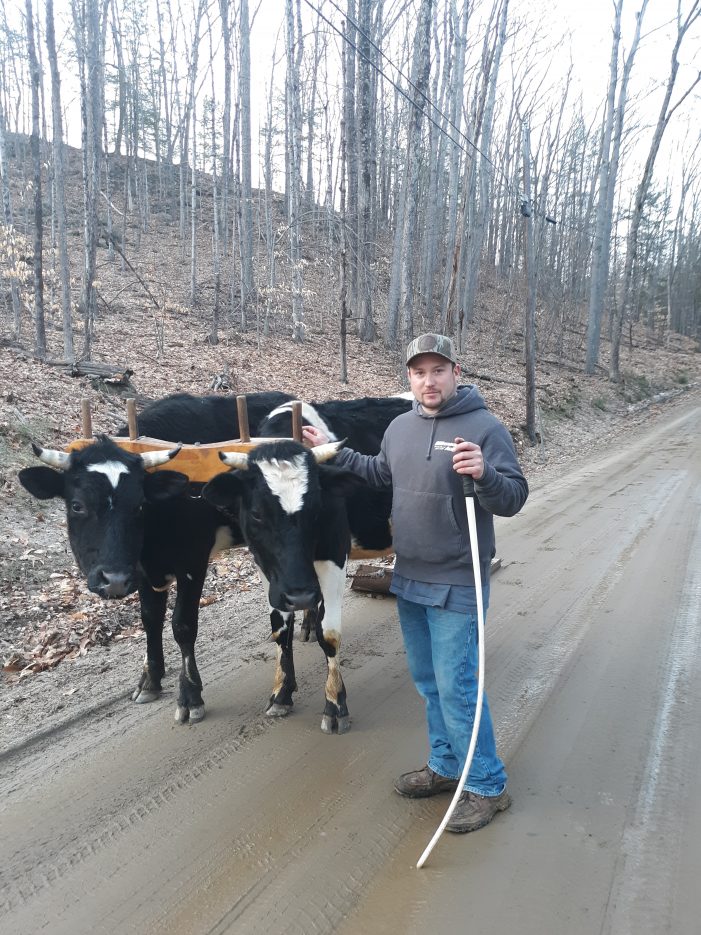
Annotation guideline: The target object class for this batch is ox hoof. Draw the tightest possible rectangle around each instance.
[320,713,352,734]
[132,687,160,704]
[174,705,188,723]
[265,703,292,718]
[174,704,206,724]
[189,705,206,723]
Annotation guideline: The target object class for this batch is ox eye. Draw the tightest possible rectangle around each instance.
[70,500,85,515]
[248,510,263,524]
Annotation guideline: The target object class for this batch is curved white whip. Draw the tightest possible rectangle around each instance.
[416,468,485,869]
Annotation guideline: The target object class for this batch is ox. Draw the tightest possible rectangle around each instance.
[202,439,361,732]
[17,391,291,725]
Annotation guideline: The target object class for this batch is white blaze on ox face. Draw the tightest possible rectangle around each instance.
[257,453,310,515]
[87,461,130,489]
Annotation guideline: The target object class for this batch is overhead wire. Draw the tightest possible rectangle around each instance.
[301,0,570,229]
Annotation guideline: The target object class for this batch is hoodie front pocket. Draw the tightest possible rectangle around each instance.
[391,487,468,564]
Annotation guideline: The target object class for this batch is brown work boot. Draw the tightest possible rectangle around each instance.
[394,765,459,798]
[445,789,511,833]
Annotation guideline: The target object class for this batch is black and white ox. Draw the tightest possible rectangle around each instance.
[202,439,361,733]
[17,391,291,726]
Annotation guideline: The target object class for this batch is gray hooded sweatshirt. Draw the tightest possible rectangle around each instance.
[335,385,528,586]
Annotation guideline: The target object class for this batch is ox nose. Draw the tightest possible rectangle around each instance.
[281,588,320,611]
[95,570,134,599]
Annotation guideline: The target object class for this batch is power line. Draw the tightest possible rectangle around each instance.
[302,0,572,230]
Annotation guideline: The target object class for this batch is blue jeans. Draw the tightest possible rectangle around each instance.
[396,596,507,797]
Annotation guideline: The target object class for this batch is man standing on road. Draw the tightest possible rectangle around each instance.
[303,333,528,833]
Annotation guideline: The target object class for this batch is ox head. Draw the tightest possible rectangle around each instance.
[18,437,188,599]
[202,440,358,613]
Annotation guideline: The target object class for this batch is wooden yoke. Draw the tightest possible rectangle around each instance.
[65,396,308,483]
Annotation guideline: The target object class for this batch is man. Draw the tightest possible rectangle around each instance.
[303,333,528,833]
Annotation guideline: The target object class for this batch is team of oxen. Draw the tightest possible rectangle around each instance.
[18,392,412,733]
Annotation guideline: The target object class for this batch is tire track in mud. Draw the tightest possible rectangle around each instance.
[492,476,683,758]
[0,716,269,915]
[602,491,701,935]
[0,610,406,929]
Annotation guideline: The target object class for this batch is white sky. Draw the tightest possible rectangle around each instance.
[4,0,700,198]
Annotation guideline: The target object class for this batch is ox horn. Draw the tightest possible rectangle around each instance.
[32,442,70,470]
[140,444,182,469]
[312,440,344,463]
[219,450,250,470]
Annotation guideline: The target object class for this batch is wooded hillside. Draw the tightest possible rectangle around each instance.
[1,1,699,422]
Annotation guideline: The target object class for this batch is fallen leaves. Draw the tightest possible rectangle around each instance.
[2,614,146,680]
[0,548,261,680]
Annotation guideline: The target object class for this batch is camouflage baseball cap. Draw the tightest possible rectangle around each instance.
[406,332,457,366]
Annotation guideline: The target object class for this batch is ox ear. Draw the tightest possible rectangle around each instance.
[317,464,364,498]
[201,472,246,511]
[143,470,189,502]
[18,466,66,500]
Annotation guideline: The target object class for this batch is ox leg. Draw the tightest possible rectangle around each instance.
[256,566,297,717]
[299,607,317,642]
[132,581,168,704]
[172,566,207,724]
[314,560,350,734]
[266,609,298,717]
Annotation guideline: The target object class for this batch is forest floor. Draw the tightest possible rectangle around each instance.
[0,206,700,748]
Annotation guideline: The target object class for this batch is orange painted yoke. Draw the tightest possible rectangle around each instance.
[65,436,285,483]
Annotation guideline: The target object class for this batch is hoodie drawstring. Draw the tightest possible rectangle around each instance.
[426,418,438,459]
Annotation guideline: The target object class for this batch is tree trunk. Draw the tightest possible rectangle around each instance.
[46,0,74,361]
[187,0,204,308]
[218,0,231,256]
[26,0,46,358]
[343,0,358,317]
[71,0,108,360]
[0,99,23,339]
[239,0,254,329]
[459,0,509,347]
[356,0,378,341]
[386,0,433,350]
[286,0,305,341]
[339,94,349,383]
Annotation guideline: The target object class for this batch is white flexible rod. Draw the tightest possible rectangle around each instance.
[416,469,485,869]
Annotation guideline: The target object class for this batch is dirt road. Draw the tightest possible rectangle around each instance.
[2,399,700,935]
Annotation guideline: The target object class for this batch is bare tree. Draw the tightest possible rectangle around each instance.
[71,0,109,359]
[25,0,46,358]
[0,94,22,339]
[585,0,646,373]
[286,0,305,341]
[46,0,74,361]
[356,0,379,341]
[187,0,205,307]
[385,0,433,349]
[459,0,509,345]
[239,0,255,328]
[610,0,701,380]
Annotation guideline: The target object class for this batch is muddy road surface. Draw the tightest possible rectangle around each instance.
[2,400,700,935]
